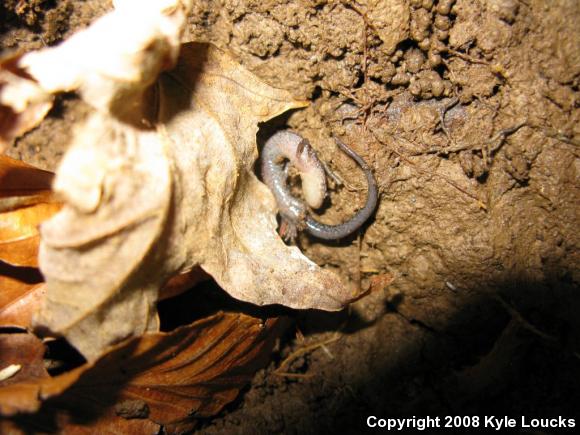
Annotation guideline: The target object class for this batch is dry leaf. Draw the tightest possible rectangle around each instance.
[0,155,60,267]
[0,333,48,387]
[0,204,61,268]
[0,154,200,327]
[0,312,283,433]
[0,0,197,360]
[0,56,54,152]
[0,0,352,361]
[159,267,209,301]
[0,157,58,328]
[369,273,395,293]
[0,283,45,329]
[0,155,54,198]
[155,42,350,309]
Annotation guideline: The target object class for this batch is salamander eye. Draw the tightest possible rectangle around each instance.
[296,139,307,156]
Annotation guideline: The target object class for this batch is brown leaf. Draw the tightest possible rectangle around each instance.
[0,282,45,328]
[369,273,395,293]
[0,333,48,387]
[0,55,54,153]
[0,155,60,267]
[0,155,54,199]
[159,267,209,301]
[0,157,57,328]
[0,268,207,343]
[34,40,346,361]
[0,312,284,432]
[2,0,350,362]
[0,204,61,268]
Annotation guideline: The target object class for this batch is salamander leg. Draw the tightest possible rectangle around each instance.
[279,218,298,243]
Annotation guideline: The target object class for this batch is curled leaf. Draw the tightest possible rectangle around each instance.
[0,155,54,199]
[0,155,60,267]
[0,312,283,432]
[0,0,353,360]
[0,204,61,268]
[0,157,58,328]
[157,42,350,311]
[159,267,209,301]
[0,283,45,329]
[0,56,54,152]
[0,333,48,387]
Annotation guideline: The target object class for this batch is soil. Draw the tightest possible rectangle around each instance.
[2,0,579,434]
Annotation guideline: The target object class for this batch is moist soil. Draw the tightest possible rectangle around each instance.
[1,1,579,434]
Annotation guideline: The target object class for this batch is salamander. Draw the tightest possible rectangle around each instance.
[261,130,378,240]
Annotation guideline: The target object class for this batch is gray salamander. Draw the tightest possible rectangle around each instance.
[261,130,378,240]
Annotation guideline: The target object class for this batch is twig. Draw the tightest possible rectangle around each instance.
[437,97,460,149]
[446,48,489,65]
[493,294,558,343]
[483,121,527,168]
[486,121,527,155]
[273,334,341,377]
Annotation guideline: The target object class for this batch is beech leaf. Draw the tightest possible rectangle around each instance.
[0,155,60,268]
[0,333,48,387]
[0,0,353,361]
[0,56,54,151]
[0,283,45,329]
[0,157,58,328]
[0,313,283,433]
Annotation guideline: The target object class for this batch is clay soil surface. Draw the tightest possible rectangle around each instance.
[2,0,579,433]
